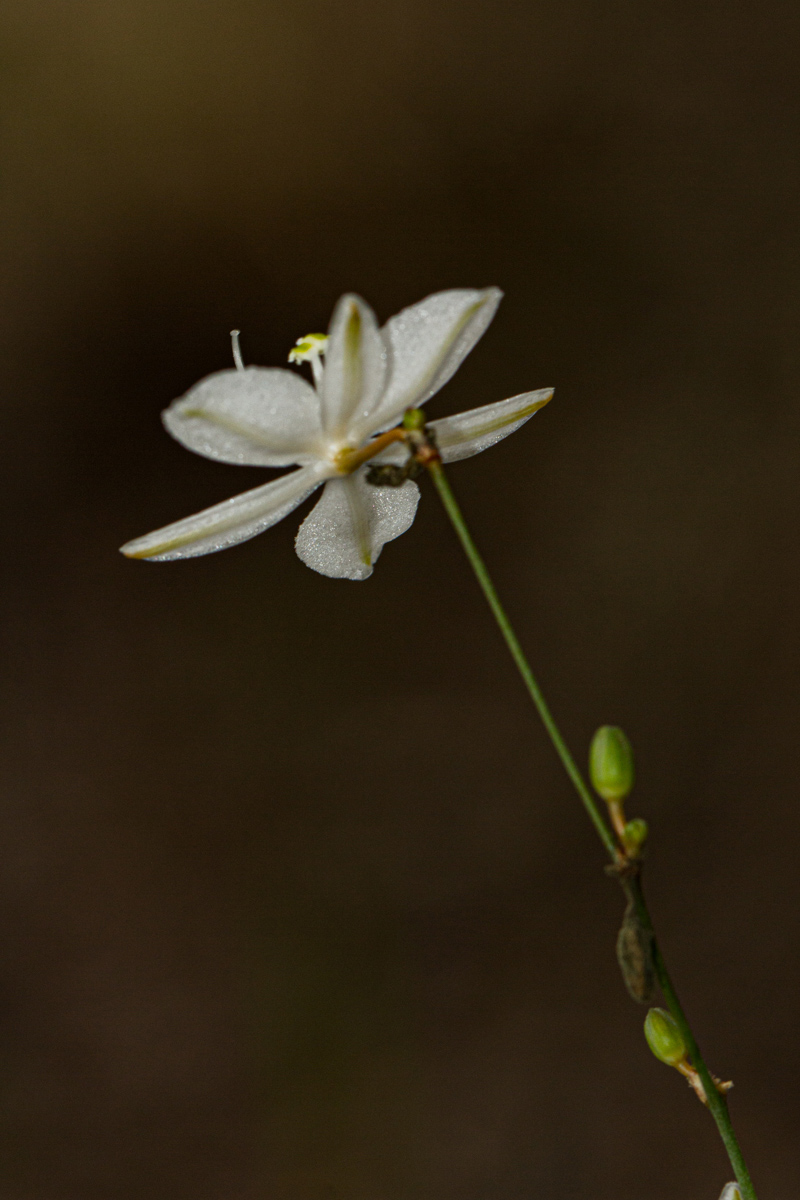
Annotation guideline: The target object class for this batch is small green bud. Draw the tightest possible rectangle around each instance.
[402,407,427,431]
[589,725,635,802]
[623,818,648,853]
[644,1007,687,1067]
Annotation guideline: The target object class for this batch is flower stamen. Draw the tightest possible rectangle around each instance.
[289,332,328,388]
[334,427,408,475]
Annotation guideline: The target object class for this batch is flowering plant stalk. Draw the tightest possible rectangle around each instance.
[122,286,757,1199]
[411,419,757,1200]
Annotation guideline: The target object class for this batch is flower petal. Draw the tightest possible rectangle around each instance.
[120,464,328,561]
[429,388,553,462]
[294,470,419,580]
[320,294,388,438]
[163,367,323,467]
[361,287,503,436]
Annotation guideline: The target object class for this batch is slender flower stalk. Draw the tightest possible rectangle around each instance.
[423,452,757,1200]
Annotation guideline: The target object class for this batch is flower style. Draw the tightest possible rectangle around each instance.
[120,288,552,580]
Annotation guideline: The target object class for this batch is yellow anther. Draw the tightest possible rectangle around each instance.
[288,333,328,364]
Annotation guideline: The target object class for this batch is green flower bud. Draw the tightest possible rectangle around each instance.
[402,407,427,431]
[624,818,649,853]
[589,725,635,802]
[644,1007,687,1067]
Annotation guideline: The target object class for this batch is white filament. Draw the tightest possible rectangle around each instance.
[230,329,245,371]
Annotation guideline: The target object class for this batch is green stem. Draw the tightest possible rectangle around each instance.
[427,461,617,860]
[427,458,756,1200]
[627,876,757,1200]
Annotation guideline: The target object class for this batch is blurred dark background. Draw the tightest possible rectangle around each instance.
[0,1,798,1197]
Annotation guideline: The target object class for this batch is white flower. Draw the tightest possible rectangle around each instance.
[718,1187,742,1200]
[120,288,552,580]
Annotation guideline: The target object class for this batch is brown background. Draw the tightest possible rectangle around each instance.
[0,1,798,1197]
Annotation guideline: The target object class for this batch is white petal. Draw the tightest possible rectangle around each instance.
[163,367,323,467]
[718,1187,742,1200]
[320,294,388,438]
[294,470,419,580]
[361,287,502,436]
[429,388,553,463]
[120,464,328,561]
